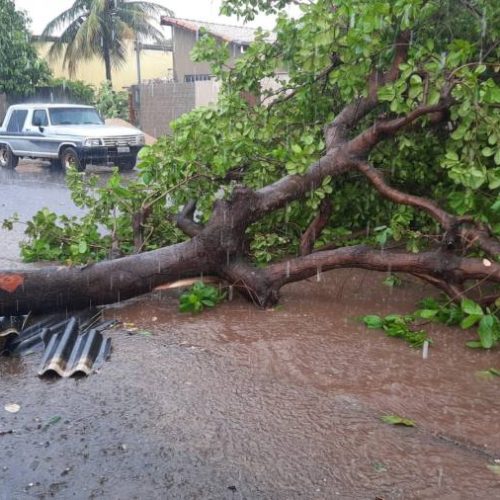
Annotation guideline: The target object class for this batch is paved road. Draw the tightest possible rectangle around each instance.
[0,161,132,269]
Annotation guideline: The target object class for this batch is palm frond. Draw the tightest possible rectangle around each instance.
[46,16,86,63]
[117,9,166,43]
[40,0,89,37]
[119,1,174,18]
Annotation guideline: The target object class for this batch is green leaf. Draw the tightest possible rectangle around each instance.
[460,314,482,329]
[78,241,88,254]
[482,147,495,157]
[466,341,483,349]
[377,85,396,102]
[476,368,500,379]
[380,415,416,427]
[488,169,500,190]
[445,151,459,161]
[460,299,483,317]
[362,315,383,329]
[487,465,500,476]
[478,315,495,349]
[417,309,438,319]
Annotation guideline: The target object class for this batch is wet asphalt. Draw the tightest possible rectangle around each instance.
[0,161,129,269]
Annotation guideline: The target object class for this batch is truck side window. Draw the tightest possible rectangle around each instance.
[32,110,49,127]
[6,110,28,133]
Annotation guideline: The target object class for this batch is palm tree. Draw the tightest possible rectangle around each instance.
[42,0,173,84]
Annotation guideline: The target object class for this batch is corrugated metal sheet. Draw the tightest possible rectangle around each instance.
[0,327,18,354]
[0,316,25,353]
[38,318,111,378]
[1,313,114,378]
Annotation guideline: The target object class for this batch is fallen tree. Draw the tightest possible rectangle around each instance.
[1,0,499,316]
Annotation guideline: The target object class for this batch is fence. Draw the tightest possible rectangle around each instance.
[130,80,220,138]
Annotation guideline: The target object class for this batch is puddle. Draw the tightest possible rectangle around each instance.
[1,269,500,499]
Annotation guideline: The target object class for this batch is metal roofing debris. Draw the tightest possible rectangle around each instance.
[1,312,114,378]
[160,17,276,45]
[38,317,111,378]
[0,328,18,354]
[0,315,27,354]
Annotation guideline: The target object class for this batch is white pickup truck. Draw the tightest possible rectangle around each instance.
[0,103,145,172]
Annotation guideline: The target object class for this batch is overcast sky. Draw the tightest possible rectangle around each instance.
[14,0,281,35]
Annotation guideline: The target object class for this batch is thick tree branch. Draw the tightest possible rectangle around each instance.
[347,100,450,157]
[254,154,352,219]
[356,161,500,259]
[412,273,465,302]
[0,240,212,315]
[263,245,500,292]
[176,200,204,237]
[300,198,333,256]
[460,226,500,260]
[355,161,453,229]
[132,205,152,253]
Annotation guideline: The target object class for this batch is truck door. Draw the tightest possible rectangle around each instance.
[27,109,56,156]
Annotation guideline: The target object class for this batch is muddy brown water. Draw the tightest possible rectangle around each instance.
[1,269,499,499]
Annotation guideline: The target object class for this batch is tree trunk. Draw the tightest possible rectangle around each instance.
[103,36,112,84]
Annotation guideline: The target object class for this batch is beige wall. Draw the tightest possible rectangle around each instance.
[172,27,243,82]
[36,40,173,91]
[194,80,220,107]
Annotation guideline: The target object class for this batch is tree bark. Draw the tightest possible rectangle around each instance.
[103,35,113,84]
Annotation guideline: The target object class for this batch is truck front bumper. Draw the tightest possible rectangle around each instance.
[79,145,143,165]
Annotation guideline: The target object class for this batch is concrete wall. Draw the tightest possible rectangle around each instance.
[172,27,243,82]
[132,82,196,137]
[194,80,221,107]
[132,79,222,138]
[172,28,211,82]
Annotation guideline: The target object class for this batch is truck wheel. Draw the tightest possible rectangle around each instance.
[0,144,19,169]
[116,157,137,172]
[60,147,84,173]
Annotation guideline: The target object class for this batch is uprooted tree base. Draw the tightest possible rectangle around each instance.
[1,31,499,316]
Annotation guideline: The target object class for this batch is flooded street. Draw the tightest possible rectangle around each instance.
[0,161,134,269]
[1,163,499,499]
[1,269,500,499]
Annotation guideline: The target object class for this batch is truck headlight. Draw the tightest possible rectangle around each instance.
[84,138,103,146]
[137,135,145,145]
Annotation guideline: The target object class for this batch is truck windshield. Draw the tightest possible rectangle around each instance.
[49,108,103,126]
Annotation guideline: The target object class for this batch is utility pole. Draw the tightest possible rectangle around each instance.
[135,37,142,85]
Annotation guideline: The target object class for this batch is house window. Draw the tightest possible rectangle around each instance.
[184,74,211,83]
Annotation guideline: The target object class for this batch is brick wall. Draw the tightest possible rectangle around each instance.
[132,82,196,137]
